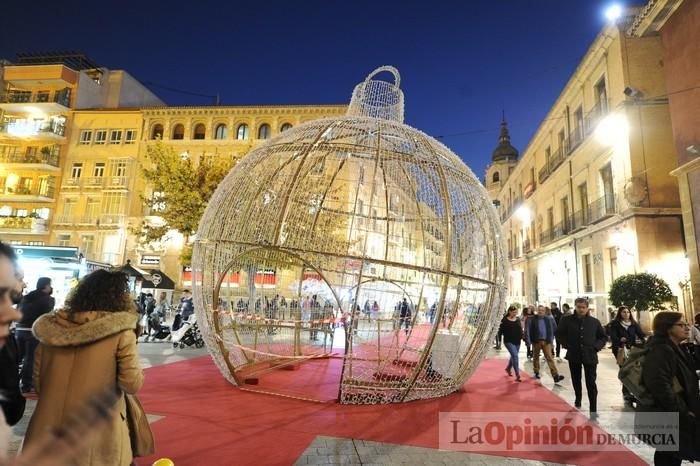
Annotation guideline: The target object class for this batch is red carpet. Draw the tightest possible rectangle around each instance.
[137,356,647,466]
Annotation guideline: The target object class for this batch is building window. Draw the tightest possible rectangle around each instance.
[582,254,593,293]
[109,130,122,144]
[236,124,249,140]
[124,129,137,144]
[27,241,44,246]
[94,130,107,145]
[32,207,50,220]
[70,163,83,179]
[172,124,184,140]
[151,124,163,140]
[93,162,105,177]
[492,171,500,183]
[79,130,92,145]
[63,198,77,217]
[558,129,566,153]
[85,198,100,219]
[608,247,618,281]
[600,163,615,213]
[561,196,570,233]
[574,106,584,141]
[110,160,128,177]
[57,234,71,247]
[193,123,206,140]
[81,234,95,258]
[214,124,227,140]
[15,209,28,217]
[545,146,551,167]
[0,206,11,216]
[257,124,271,140]
[578,182,588,224]
[280,123,292,132]
[595,77,608,113]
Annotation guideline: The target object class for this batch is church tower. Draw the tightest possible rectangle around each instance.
[485,113,519,202]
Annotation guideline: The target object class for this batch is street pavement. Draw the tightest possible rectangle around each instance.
[8,337,687,465]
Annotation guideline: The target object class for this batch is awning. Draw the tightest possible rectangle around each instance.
[140,269,176,290]
[115,259,145,279]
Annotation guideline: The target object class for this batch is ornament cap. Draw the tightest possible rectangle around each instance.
[347,66,404,123]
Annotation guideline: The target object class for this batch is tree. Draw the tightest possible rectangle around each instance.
[608,273,675,317]
[131,141,234,264]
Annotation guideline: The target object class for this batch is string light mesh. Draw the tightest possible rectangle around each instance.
[192,66,507,404]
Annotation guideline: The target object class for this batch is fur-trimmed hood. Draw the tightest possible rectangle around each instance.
[33,309,138,347]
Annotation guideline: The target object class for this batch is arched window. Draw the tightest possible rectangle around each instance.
[492,171,500,183]
[151,124,163,140]
[236,124,249,140]
[280,123,292,132]
[193,123,206,140]
[258,124,271,140]
[214,124,227,140]
[172,124,184,140]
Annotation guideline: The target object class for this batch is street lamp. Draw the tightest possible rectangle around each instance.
[516,205,531,225]
[595,113,629,146]
[604,4,623,22]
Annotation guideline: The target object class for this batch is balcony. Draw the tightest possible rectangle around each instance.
[99,214,126,227]
[0,184,55,202]
[61,177,81,189]
[588,195,616,224]
[0,216,48,234]
[83,177,105,189]
[0,88,72,113]
[0,118,66,141]
[0,148,60,171]
[537,101,610,186]
[104,176,129,190]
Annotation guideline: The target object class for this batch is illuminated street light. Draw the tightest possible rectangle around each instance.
[605,4,623,22]
[595,113,629,146]
[515,205,531,224]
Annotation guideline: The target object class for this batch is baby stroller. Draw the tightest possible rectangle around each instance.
[172,315,205,349]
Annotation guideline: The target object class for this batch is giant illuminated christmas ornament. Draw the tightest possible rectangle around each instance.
[192,67,507,404]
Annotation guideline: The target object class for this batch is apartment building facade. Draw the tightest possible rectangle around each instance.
[0,53,162,246]
[485,18,687,322]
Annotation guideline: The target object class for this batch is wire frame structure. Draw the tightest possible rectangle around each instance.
[192,66,507,404]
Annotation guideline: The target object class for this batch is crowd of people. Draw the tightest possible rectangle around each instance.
[0,240,149,465]
[496,298,700,466]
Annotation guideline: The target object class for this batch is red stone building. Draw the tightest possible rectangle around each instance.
[630,0,700,316]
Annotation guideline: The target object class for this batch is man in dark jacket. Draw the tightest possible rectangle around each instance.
[556,297,607,414]
[550,302,563,358]
[527,305,564,383]
[399,298,411,335]
[16,276,55,393]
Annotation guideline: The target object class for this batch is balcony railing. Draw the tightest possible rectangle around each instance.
[0,151,59,167]
[1,185,55,198]
[105,176,128,188]
[0,119,66,138]
[62,177,81,188]
[83,177,105,188]
[500,197,523,223]
[537,100,611,186]
[0,216,48,233]
[99,214,126,226]
[588,195,616,223]
[0,88,71,108]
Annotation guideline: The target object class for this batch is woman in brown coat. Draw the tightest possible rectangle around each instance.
[24,270,144,466]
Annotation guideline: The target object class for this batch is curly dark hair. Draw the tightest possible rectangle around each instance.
[65,269,135,313]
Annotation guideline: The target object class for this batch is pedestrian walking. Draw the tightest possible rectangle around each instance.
[24,269,144,466]
[639,311,699,466]
[16,276,55,393]
[500,305,523,382]
[521,306,534,359]
[180,289,194,320]
[556,297,607,415]
[609,306,646,405]
[527,305,564,383]
[398,298,411,335]
[550,302,563,359]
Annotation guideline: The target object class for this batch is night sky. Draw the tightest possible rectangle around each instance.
[0,0,642,180]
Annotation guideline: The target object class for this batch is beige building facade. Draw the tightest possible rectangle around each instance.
[485,19,688,322]
[51,104,347,286]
